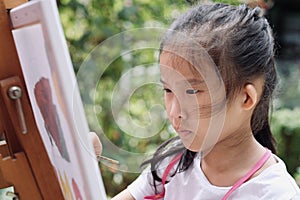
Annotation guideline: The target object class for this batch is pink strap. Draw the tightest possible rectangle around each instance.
[144,153,183,200]
[144,149,271,200]
[222,149,271,200]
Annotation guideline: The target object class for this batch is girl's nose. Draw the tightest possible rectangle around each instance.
[169,96,182,129]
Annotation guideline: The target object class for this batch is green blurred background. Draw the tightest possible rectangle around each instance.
[57,0,300,198]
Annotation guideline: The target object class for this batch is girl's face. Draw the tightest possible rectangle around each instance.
[160,51,227,152]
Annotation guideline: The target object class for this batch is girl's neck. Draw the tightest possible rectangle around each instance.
[200,132,267,187]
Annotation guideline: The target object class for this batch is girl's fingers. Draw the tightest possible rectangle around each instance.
[89,131,102,158]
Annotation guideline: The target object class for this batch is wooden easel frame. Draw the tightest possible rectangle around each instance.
[0,0,64,199]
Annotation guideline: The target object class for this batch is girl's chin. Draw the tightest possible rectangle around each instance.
[181,139,202,152]
[182,139,215,153]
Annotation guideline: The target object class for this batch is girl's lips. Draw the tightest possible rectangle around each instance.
[177,129,192,137]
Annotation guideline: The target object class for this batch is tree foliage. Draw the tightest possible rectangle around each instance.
[58,0,300,197]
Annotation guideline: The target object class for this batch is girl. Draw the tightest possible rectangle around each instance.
[112,3,300,200]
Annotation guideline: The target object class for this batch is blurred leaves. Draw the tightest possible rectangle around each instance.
[58,0,300,196]
[271,60,300,178]
[272,108,300,177]
[59,0,187,196]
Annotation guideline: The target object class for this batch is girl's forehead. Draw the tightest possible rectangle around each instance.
[159,51,204,80]
[160,51,190,66]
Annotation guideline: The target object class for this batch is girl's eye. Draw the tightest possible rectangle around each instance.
[186,89,201,94]
[163,88,172,93]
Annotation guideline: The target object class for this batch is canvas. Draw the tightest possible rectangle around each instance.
[10,0,107,199]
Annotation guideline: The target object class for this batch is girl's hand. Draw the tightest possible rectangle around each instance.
[89,131,102,159]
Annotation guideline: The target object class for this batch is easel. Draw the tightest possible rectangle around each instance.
[0,0,64,199]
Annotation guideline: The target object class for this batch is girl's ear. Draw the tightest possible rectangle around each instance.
[242,83,258,110]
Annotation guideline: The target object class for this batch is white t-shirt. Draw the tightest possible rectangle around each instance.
[128,153,300,200]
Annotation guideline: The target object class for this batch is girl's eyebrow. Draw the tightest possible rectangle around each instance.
[160,79,167,84]
[183,78,205,85]
[160,79,204,85]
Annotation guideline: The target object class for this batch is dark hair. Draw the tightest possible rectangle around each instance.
[142,3,277,193]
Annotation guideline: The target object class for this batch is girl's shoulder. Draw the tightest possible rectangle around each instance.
[253,154,297,182]
[241,154,300,198]
[127,153,184,200]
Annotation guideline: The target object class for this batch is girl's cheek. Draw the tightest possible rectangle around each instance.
[164,96,171,115]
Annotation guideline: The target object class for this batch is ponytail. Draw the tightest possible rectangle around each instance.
[251,92,277,154]
[254,121,277,154]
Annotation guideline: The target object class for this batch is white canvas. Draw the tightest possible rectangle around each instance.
[11,0,107,199]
